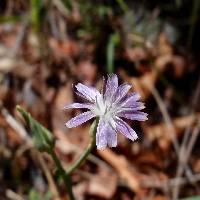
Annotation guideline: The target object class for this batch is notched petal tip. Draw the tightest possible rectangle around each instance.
[141,112,148,121]
[115,83,132,101]
[115,117,139,141]
[97,145,107,150]
[75,83,100,102]
[108,143,117,148]
[63,105,71,110]
[131,133,139,141]
[65,122,72,128]
[96,117,118,150]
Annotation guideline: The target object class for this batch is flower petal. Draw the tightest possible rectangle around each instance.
[66,111,95,128]
[75,83,100,102]
[118,111,148,121]
[122,92,141,107]
[96,118,117,149]
[64,103,93,110]
[107,126,117,148]
[96,119,107,149]
[115,117,138,141]
[114,83,131,103]
[119,102,145,112]
[104,74,118,101]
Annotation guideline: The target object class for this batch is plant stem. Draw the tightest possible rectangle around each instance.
[48,119,98,199]
[67,119,98,175]
[49,148,75,200]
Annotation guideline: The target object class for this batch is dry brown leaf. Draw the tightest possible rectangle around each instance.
[171,55,187,78]
[0,115,23,145]
[73,182,87,200]
[136,151,164,169]
[151,195,170,200]
[53,82,74,134]
[98,149,141,192]
[0,57,32,73]
[143,114,200,150]
[158,33,173,56]
[192,159,200,173]
[119,55,173,100]
[49,38,79,58]
[87,169,117,199]
[6,126,23,146]
[76,60,97,85]
[126,47,147,62]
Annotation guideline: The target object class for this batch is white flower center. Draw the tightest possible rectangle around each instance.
[92,95,119,122]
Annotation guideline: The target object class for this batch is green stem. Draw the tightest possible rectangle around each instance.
[49,148,75,200]
[67,119,98,175]
[48,119,98,199]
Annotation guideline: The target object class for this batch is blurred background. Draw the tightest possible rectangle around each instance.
[0,0,200,199]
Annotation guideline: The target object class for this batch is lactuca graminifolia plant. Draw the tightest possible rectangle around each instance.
[17,74,147,200]
[65,74,148,149]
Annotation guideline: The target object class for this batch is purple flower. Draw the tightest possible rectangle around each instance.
[64,74,148,150]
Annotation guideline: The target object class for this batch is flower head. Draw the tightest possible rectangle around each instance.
[64,74,148,150]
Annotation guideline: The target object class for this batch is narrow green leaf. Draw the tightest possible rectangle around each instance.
[44,191,52,200]
[28,189,51,200]
[0,16,21,23]
[180,196,200,200]
[62,0,72,11]
[106,33,120,73]
[31,0,43,32]
[28,189,42,200]
[175,0,182,8]
[116,0,129,13]
[17,105,55,152]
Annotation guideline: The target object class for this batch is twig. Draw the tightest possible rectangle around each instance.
[186,121,200,160]
[1,107,32,144]
[145,113,199,142]
[33,149,61,200]
[6,189,25,200]
[147,86,197,199]
[149,87,192,172]
[172,119,200,199]
[172,73,200,199]
[11,16,29,57]
[48,11,61,40]
[150,86,179,154]
[142,189,156,200]
[144,117,200,199]
[142,172,200,189]
[52,0,69,17]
